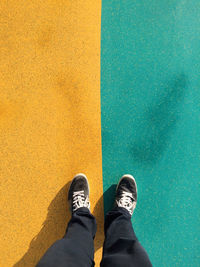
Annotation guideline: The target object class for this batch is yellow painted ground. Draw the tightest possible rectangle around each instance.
[0,1,103,266]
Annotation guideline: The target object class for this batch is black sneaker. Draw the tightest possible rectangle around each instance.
[115,174,137,215]
[68,173,90,213]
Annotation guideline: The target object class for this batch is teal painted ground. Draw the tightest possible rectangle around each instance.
[100,1,200,266]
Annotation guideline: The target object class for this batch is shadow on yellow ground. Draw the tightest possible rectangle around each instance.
[14,182,104,267]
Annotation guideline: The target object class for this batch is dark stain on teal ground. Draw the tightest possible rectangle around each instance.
[100,1,200,266]
[132,74,187,165]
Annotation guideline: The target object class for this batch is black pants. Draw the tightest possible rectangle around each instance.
[36,207,152,267]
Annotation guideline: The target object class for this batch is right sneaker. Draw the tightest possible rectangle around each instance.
[115,174,137,216]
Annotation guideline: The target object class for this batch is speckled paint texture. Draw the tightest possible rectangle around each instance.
[101,1,200,266]
[0,0,103,266]
[1,0,200,266]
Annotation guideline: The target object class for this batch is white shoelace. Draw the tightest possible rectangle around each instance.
[116,191,136,215]
[72,190,90,211]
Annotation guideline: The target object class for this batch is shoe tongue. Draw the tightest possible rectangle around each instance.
[120,184,132,194]
[119,185,135,201]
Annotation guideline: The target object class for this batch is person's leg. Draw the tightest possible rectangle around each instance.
[36,207,96,267]
[100,207,152,267]
[100,174,152,267]
[36,173,96,267]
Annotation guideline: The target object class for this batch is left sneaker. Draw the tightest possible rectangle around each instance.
[68,173,90,213]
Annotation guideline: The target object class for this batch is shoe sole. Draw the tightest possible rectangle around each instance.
[73,173,90,194]
[116,174,138,197]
